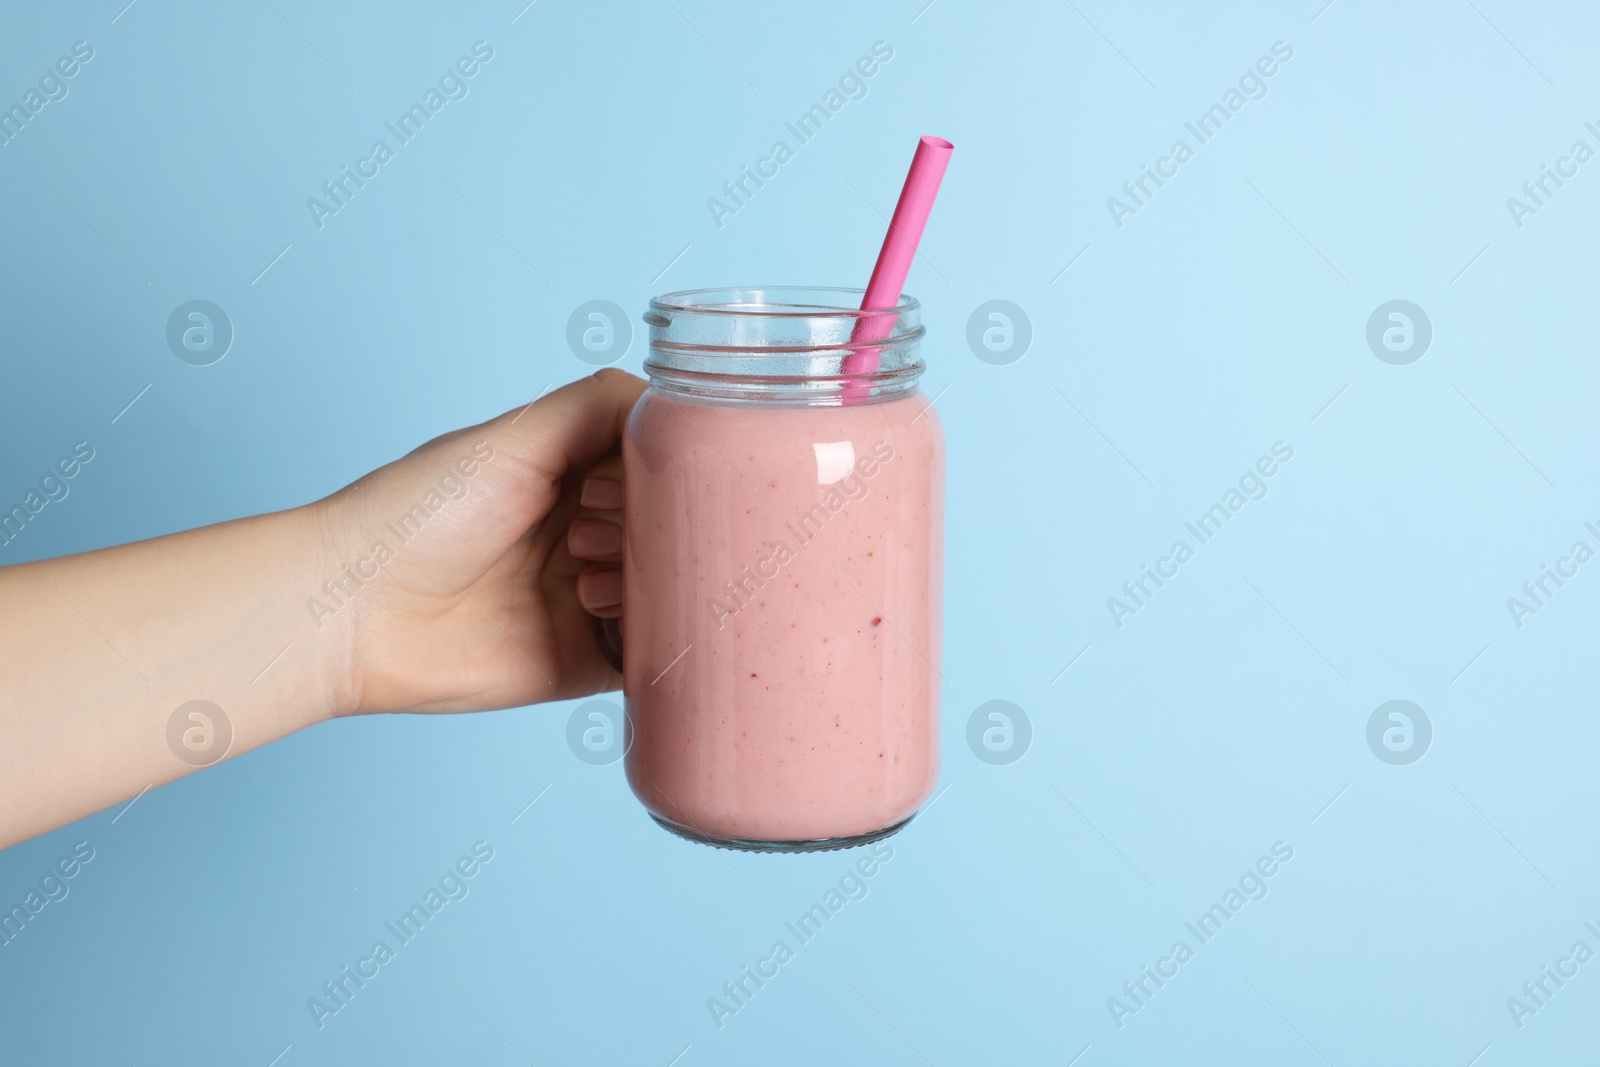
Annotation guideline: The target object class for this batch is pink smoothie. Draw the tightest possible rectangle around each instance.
[622,390,944,844]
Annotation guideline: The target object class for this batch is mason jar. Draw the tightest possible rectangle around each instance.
[622,287,944,852]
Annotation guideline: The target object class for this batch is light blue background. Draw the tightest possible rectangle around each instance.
[2,0,1596,1063]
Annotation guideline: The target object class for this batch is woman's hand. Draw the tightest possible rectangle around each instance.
[0,369,644,848]
[316,368,644,716]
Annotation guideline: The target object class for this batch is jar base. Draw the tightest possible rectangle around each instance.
[648,812,914,853]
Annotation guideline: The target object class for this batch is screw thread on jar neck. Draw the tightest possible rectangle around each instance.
[644,287,925,405]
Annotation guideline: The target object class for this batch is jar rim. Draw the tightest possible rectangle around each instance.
[649,286,918,320]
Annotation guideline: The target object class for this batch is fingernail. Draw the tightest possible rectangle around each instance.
[568,518,622,559]
[579,569,624,610]
[580,477,624,510]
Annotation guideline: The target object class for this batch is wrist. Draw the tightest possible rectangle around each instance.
[296,494,367,721]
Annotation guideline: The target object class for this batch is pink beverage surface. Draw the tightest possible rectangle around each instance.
[622,390,944,843]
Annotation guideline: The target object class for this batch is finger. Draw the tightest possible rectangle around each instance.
[576,565,623,618]
[578,455,625,512]
[567,518,622,562]
[489,370,646,484]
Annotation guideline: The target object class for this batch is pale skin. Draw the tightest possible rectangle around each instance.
[0,369,645,850]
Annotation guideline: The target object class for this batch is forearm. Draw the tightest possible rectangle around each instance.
[0,503,348,848]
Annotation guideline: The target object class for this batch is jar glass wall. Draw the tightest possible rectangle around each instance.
[622,287,944,851]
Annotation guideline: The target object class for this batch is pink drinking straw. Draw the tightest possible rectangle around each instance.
[841,135,954,400]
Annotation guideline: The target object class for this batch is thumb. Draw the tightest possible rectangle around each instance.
[488,369,648,482]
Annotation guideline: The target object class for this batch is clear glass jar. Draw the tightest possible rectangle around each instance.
[622,287,944,852]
